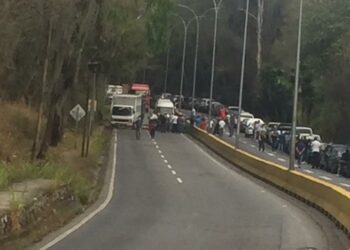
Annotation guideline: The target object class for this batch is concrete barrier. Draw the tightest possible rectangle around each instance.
[187,125,350,234]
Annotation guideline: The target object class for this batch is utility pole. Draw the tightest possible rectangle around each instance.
[178,4,200,111]
[81,79,90,157]
[164,40,170,93]
[177,15,189,110]
[208,0,222,121]
[85,61,100,157]
[289,0,304,171]
[236,0,250,147]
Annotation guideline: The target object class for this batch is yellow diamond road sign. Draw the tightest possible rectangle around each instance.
[70,104,86,122]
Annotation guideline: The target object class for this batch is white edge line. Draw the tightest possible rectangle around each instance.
[167,165,172,169]
[177,178,183,184]
[340,183,350,188]
[39,131,118,250]
[171,170,176,175]
[319,176,332,181]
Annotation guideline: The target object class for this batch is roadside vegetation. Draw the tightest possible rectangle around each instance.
[0,0,171,246]
[0,102,106,204]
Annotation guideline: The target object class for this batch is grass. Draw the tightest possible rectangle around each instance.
[0,102,36,161]
[0,163,9,188]
[0,102,108,249]
[0,102,108,205]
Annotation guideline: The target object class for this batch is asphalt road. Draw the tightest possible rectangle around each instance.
[47,129,349,250]
[181,109,350,191]
[221,132,350,191]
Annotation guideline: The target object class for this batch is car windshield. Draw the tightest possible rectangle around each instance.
[159,107,173,114]
[296,129,312,134]
[333,145,347,154]
[112,107,132,116]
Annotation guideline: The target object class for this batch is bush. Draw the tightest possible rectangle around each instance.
[0,102,36,161]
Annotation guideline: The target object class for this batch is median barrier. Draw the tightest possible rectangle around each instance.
[187,125,350,234]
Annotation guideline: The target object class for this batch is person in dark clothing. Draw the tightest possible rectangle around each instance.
[213,120,219,135]
[134,114,143,140]
[258,126,267,152]
[270,127,278,151]
[340,149,350,177]
[278,132,285,152]
[295,139,306,167]
[228,114,235,137]
[159,114,166,133]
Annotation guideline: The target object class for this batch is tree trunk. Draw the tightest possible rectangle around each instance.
[31,18,52,160]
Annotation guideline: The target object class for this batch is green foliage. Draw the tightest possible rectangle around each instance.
[0,161,91,205]
[0,163,9,188]
[303,0,350,74]
[145,0,174,55]
[256,66,293,122]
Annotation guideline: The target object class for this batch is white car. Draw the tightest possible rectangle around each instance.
[244,118,265,137]
[296,126,313,139]
[238,112,254,123]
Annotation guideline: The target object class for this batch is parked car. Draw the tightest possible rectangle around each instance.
[277,123,292,134]
[228,106,240,114]
[306,134,322,142]
[296,126,314,139]
[320,144,349,173]
[161,93,172,99]
[198,98,211,113]
[244,118,265,137]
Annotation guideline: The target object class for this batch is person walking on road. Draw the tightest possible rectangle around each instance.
[171,114,178,133]
[258,125,267,152]
[134,114,143,140]
[208,119,215,133]
[311,138,321,168]
[296,138,306,168]
[228,114,235,137]
[148,113,158,139]
[218,118,226,137]
[270,126,278,151]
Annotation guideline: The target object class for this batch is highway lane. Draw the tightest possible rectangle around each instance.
[221,132,350,191]
[47,129,349,250]
[181,109,350,190]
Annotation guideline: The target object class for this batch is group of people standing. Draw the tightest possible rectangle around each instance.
[148,112,186,139]
[295,137,322,168]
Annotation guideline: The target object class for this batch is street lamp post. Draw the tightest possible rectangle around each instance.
[178,4,200,111]
[235,0,250,147]
[172,15,189,110]
[208,0,223,121]
[164,40,171,93]
[289,0,304,171]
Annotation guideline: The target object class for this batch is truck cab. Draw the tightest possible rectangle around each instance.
[156,98,175,116]
[111,94,142,127]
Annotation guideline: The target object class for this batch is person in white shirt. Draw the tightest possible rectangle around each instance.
[218,119,226,137]
[209,119,215,133]
[311,138,322,168]
[171,114,178,133]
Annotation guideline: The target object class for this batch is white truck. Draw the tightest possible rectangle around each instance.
[111,94,142,127]
[155,98,175,116]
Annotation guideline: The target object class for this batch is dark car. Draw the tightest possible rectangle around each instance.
[320,144,349,173]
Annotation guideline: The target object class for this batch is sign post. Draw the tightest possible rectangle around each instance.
[70,104,86,149]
